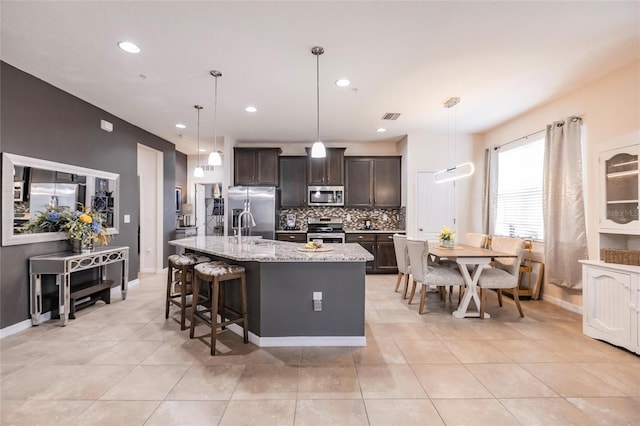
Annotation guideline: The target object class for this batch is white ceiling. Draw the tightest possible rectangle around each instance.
[2,1,638,155]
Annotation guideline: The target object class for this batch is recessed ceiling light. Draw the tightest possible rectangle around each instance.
[175,123,186,129]
[377,128,387,133]
[245,106,257,113]
[117,41,140,53]
[199,148,206,152]
[335,79,350,87]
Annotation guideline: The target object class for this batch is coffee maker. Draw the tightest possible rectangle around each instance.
[363,218,372,230]
[284,213,298,230]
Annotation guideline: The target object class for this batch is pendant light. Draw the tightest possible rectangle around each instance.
[310,46,326,158]
[193,104,205,178]
[208,70,223,166]
[434,97,475,183]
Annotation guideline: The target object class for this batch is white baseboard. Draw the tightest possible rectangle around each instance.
[0,312,51,339]
[1,278,139,339]
[542,294,583,315]
[224,322,366,347]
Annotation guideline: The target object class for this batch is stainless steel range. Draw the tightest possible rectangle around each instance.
[307,217,345,243]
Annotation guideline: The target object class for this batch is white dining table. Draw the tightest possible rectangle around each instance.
[429,243,516,319]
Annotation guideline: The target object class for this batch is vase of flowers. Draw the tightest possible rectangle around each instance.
[439,225,455,248]
[20,204,110,253]
[64,204,110,253]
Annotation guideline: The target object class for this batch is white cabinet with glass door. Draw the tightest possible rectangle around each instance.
[599,144,639,234]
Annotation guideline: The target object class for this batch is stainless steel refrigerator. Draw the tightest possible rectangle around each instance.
[228,186,276,240]
[29,183,78,217]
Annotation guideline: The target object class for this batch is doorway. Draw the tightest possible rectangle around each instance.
[416,171,455,241]
[137,144,164,273]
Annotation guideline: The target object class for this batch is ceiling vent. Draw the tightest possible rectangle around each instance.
[382,112,401,120]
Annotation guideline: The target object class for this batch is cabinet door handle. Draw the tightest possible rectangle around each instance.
[388,235,393,239]
[358,236,363,239]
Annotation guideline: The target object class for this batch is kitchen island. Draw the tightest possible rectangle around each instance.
[169,236,373,347]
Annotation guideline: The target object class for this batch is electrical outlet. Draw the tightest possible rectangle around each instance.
[346,214,351,221]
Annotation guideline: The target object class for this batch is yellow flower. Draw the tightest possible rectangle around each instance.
[439,225,455,241]
[79,214,93,224]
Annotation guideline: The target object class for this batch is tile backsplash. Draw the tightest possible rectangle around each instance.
[279,206,405,231]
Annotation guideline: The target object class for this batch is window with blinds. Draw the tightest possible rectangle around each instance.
[495,135,545,241]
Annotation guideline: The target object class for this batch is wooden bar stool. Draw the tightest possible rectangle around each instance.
[165,253,212,330]
[190,261,249,355]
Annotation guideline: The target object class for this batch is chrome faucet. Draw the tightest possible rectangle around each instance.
[236,200,256,246]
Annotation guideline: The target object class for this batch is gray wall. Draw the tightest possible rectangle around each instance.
[175,151,188,206]
[0,61,176,328]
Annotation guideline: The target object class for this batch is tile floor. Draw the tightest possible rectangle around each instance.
[1,273,638,425]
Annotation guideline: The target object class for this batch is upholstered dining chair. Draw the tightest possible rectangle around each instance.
[464,232,488,249]
[392,234,411,299]
[406,238,465,314]
[477,236,526,319]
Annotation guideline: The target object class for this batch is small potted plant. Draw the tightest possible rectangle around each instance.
[439,225,455,248]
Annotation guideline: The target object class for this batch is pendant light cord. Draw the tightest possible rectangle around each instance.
[316,51,320,141]
[213,75,218,152]
[194,104,203,167]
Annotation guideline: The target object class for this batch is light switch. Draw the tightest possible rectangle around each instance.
[124,214,130,223]
[313,292,322,300]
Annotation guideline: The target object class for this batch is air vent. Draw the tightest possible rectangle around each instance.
[382,112,401,120]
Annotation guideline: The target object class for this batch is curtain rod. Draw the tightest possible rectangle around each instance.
[494,129,544,150]
[494,113,585,151]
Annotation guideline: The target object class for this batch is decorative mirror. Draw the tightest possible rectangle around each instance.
[2,152,120,246]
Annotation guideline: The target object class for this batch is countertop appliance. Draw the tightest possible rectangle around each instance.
[228,186,276,240]
[307,217,345,243]
[307,185,344,206]
[282,213,299,230]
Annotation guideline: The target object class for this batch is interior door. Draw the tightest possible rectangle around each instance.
[417,171,455,241]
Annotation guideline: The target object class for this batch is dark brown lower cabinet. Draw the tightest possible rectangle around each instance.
[277,233,307,243]
[375,233,398,273]
[347,232,400,274]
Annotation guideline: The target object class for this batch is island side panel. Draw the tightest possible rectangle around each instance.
[259,261,365,337]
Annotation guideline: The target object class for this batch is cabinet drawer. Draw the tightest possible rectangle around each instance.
[376,233,395,242]
[347,234,376,243]
[277,233,306,243]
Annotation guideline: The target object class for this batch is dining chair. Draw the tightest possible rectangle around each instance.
[477,236,526,319]
[406,238,465,314]
[392,234,411,299]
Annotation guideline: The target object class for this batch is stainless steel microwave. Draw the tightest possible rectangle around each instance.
[308,186,344,206]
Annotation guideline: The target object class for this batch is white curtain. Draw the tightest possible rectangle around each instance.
[543,116,588,289]
[482,146,498,235]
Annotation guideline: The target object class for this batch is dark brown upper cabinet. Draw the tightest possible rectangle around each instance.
[233,148,281,186]
[345,156,401,208]
[279,156,307,208]
[306,147,345,185]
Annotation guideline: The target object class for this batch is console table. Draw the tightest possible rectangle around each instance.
[29,246,129,326]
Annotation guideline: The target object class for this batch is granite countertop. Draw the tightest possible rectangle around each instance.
[169,236,374,263]
[276,229,406,234]
[344,229,406,234]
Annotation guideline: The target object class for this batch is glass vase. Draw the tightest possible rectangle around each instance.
[441,239,455,248]
[71,238,94,254]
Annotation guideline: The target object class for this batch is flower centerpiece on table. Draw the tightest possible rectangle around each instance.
[438,225,455,248]
[64,204,110,251]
